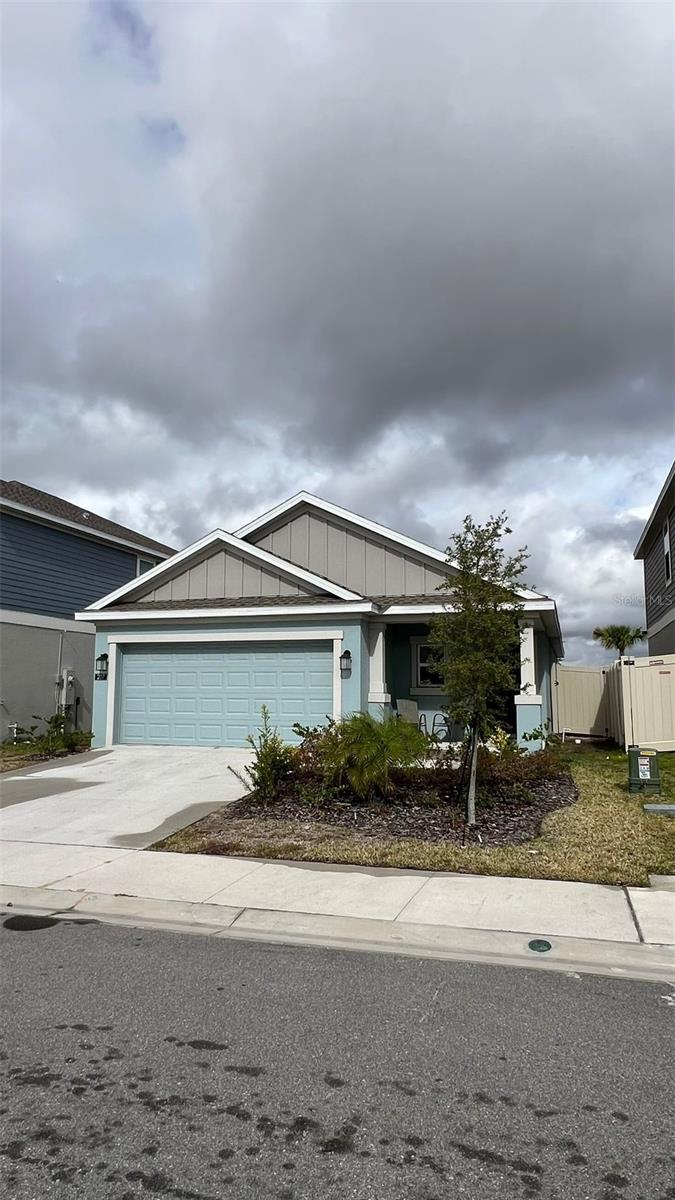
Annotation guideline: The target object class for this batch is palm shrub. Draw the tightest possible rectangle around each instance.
[322,712,429,801]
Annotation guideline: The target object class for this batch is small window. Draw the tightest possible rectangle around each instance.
[137,557,156,576]
[412,640,443,690]
[664,519,672,586]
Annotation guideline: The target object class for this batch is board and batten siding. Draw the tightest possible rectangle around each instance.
[0,512,140,620]
[137,547,318,603]
[643,499,675,630]
[250,509,448,595]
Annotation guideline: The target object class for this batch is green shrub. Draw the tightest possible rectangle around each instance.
[321,712,430,801]
[389,765,459,804]
[230,705,295,803]
[12,715,94,757]
[63,730,94,752]
[489,726,525,759]
[476,745,569,803]
[291,720,340,774]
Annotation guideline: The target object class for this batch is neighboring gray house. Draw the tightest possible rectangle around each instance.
[634,461,675,655]
[0,481,175,741]
[77,491,563,752]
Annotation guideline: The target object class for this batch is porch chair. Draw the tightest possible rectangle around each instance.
[395,698,428,734]
[430,712,451,739]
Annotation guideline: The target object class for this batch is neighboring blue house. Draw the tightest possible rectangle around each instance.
[0,480,175,740]
[77,492,563,751]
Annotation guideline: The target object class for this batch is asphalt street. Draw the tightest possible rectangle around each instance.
[1,914,673,1200]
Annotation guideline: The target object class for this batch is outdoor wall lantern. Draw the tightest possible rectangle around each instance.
[95,652,109,681]
[339,649,352,675]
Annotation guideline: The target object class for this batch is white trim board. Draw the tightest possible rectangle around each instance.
[107,630,344,645]
[0,497,173,560]
[76,602,374,622]
[384,598,557,616]
[104,629,344,746]
[84,527,363,612]
[235,491,548,602]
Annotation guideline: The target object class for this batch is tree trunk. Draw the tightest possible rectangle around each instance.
[466,721,478,827]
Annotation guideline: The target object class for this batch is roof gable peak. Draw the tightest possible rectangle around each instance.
[85,526,363,611]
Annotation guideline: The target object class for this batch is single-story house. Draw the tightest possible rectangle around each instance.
[77,493,563,751]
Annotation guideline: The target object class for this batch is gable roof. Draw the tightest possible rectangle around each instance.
[84,527,365,611]
[633,460,675,560]
[0,479,175,558]
[236,491,548,601]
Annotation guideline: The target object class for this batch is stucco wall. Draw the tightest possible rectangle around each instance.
[535,630,553,727]
[385,622,458,733]
[91,618,368,746]
[1,611,94,741]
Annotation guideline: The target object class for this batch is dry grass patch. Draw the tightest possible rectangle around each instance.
[156,746,675,886]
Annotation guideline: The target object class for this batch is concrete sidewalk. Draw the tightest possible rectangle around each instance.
[1,838,673,980]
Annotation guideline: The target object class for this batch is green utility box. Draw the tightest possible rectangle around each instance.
[628,746,662,795]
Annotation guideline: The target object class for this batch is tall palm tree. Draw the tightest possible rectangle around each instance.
[592,624,644,657]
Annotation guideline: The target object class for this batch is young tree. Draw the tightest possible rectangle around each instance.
[592,625,643,657]
[429,513,529,826]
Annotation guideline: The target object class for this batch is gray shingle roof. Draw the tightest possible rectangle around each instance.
[370,594,453,608]
[0,479,176,557]
[111,594,347,611]
[109,593,455,611]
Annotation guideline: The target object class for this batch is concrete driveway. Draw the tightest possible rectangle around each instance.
[0,746,250,848]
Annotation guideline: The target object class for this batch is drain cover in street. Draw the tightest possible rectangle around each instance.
[3,914,60,932]
[528,938,552,953]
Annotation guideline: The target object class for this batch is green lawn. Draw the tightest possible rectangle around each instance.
[157,744,675,886]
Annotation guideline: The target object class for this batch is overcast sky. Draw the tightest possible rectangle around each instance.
[2,1,673,662]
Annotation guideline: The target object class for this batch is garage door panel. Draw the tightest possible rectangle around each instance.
[118,641,333,747]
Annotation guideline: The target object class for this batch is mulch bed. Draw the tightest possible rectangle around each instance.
[178,774,578,850]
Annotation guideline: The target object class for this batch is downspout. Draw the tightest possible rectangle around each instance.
[55,630,64,715]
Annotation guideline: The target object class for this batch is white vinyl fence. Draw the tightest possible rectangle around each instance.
[552,654,675,752]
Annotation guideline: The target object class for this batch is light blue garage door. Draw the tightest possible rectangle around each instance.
[117,642,333,747]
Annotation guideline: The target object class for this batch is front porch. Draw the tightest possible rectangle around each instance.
[365,617,554,749]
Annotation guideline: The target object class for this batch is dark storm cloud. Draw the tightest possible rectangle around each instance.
[199,1,673,462]
[92,0,157,75]
[0,1,672,659]
[3,2,672,473]
[576,517,646,555]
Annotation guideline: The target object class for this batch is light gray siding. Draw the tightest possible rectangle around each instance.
[136,546,319,603]
[252,509,448,595]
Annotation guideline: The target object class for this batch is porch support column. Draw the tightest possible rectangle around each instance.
[516,619,543,751]
[368,621,391,710]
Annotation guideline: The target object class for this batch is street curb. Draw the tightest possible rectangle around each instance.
[1,884,673,983]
